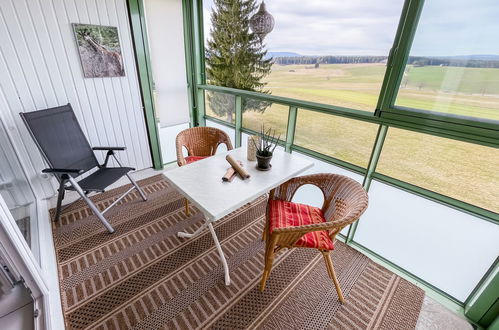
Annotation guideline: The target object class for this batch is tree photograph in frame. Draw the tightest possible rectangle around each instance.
[73,23,125,78]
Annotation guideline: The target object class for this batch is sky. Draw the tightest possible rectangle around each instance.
[202,0,499,57]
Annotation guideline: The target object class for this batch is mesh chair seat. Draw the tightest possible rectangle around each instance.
[68,167,133,192]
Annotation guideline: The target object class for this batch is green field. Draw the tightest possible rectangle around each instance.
[206,63,499,212]
[401,65,499,94]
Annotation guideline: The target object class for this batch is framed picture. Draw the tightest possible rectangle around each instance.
[72,23,125,78]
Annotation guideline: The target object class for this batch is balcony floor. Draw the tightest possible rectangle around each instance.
[49,169,472,330]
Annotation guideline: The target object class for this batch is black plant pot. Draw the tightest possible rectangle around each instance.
[256,153,272,170]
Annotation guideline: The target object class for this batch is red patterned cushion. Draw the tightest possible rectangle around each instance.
[269,200,334,250]
[185,156,208,164]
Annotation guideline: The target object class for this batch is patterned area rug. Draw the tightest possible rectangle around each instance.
[51,174,424,330]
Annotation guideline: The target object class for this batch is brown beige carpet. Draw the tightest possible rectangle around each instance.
[51,174,424,330]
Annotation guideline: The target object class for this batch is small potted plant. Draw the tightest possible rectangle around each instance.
[252,125,280,170]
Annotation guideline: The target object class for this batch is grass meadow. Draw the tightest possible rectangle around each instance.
[206,63,499,212]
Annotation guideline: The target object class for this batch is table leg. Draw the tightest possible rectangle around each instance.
[177,219,231,285]
[177,220,209,238]
[208,223,231,286]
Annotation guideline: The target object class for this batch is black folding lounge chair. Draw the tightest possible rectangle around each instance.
[20,103,147,233]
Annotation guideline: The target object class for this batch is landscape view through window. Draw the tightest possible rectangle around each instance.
[202,0,499,213]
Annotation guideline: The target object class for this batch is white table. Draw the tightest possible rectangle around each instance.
[162,147,314,285]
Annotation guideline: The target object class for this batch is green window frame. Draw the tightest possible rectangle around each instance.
[375,0,499,147]
[128,0,499,325]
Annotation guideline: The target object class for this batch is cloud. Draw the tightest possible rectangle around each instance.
[409,0,499,56]
[203,0,499,56]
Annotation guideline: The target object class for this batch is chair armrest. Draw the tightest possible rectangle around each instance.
[42,168,84,175]
[92,146,126,151]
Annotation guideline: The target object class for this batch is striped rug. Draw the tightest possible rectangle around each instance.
[52,174,424,330]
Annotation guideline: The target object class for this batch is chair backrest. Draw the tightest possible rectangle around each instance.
[175,126,234,166]
[20,104,98,176]
[273,173,368,228]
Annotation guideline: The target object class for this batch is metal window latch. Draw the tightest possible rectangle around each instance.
[0,263,20,287]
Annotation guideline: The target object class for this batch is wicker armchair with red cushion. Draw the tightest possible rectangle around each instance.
[175,126,233,167]
[260,173,369,303]
[175,127,234,215]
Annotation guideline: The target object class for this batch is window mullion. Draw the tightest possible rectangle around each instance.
[376,0,425,115]
[346,124,388,243]
[285,106,297,153]
[235,96,243,147]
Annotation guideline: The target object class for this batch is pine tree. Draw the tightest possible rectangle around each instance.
[206,0,272,122]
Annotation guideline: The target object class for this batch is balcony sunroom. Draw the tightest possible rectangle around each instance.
[0,0,497,329]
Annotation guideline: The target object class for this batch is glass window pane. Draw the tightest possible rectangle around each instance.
[205,91,235,123]
[354,180,499,301]
[395,0,499,120]
[203,0,404,112]
[242,101,288,138]
[377,128,499,213]
[241,132,285,154]
[293,152,364,185]
[0,121,39,262]
[294,110,378,168]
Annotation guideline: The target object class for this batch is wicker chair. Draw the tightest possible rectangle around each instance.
[260,173,368,303]
[175,127,233,215]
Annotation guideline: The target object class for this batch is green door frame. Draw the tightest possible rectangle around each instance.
[192,0,207,127]
[182,0,197,127]
[127,0,163,169]
[465,259,499,328]
[182,0,206,127]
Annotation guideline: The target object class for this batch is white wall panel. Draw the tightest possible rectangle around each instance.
[0,0,152,198]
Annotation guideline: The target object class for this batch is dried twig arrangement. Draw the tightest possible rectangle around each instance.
[252,125,280,157]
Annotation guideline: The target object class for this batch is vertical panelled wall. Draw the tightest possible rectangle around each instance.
[0,0,152,198]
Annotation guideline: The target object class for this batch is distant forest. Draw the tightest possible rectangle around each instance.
[273,55,499,68]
